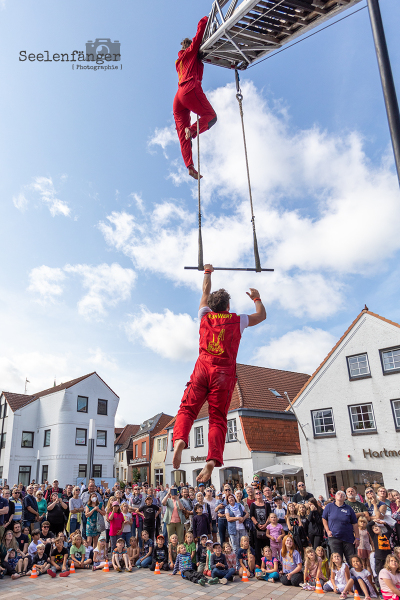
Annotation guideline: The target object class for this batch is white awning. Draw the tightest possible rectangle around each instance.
[257,463,302,476]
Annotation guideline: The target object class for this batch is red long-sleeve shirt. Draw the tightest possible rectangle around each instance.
[176,16,208,88]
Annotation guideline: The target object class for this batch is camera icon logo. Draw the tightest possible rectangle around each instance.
[85,38,121,61]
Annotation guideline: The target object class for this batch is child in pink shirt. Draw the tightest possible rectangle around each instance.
[266,513,285,558]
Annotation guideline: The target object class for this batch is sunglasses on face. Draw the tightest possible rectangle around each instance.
[255,492,262,495]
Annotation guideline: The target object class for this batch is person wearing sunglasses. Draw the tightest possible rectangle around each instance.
[292,482,314,505]
[250,490,272,567]
[35,491,47,522]
[9,489,23,527]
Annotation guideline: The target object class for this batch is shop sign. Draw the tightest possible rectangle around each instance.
[191,456,207,462]
[363,448,399,458]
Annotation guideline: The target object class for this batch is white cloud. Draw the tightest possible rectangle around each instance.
[28,263,136,319]
[64,263,137,319]
[12,193,28,212]
[148,124,177,157]
[253,327,337,375]
[126,306,198,361]
[28,266,66,303]
[30,176,71,217]
[129,192,144,212]
[86,347,118,371]
[115,413,127,428]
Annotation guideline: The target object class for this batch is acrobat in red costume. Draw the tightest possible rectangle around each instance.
[173,16,217,180]
[172,264,266,483]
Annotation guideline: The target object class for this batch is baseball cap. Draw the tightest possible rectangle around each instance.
[157,534,165,539]
[198,482,205,487]
[145,494,152,499]
[98,533,106,541]
[213,542,221,548]
[112,501,119,506]
[216,491,222,496]
[206,539,213,545]
[200,534,208,539]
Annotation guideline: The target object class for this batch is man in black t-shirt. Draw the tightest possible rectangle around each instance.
[292,482,314,504]
[138,495,161,541]
[13,521,29,554]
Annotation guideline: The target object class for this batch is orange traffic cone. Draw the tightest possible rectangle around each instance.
[69,562,76,574]
[154,562,161,575]
[315,579,325,594]
[354,590,361,600]
[103,561,110,572]
[30,565,38,579]
[241,568,249,582]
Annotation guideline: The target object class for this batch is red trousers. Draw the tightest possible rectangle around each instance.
[173,82,217,168]
[173,356,236,467]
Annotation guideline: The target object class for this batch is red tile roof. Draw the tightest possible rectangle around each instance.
[114,424,140,446]
[240,415,301,453]
[2,372,119,412]
[291,309,400,407]
[1,392,36,412]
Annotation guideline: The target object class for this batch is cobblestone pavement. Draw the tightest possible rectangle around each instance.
[0,568,340,600]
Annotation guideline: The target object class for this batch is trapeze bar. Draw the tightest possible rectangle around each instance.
[184,266,274,271]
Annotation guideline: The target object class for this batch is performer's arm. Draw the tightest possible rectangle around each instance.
[246,288,266,326]
[186,16,208,56]
[199,264,214,309]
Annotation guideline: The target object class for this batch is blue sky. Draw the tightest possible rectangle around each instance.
[1,0,399,426]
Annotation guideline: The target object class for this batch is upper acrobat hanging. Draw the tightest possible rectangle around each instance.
[173,16,217,180]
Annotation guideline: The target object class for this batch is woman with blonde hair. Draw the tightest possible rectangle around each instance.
[378,554,400,600]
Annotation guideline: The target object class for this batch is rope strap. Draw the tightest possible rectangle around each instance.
[197,115,204,271]
[235,70,262,273]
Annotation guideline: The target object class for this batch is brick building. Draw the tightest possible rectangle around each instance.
[114,424,140,482]
[117,413,173,484]
[165,363,310,489]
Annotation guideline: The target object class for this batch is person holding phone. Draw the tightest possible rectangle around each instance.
[46,493,67,536]
[162,488,186,543]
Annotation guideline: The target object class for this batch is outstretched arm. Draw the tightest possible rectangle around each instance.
[186,16,208,57]
[199,264,214,309]
[247,288,266,326]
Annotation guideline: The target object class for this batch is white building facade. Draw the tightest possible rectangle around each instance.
[292,309,400,497]
[0,372,119,486]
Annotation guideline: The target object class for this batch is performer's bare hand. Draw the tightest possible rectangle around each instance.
[204,264,214,272]
[246,288,260,300]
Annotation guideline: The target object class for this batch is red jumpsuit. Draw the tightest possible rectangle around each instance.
[173,311,242,467]
[173,16,217,169]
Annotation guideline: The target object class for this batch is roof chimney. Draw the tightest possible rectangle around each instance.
[363,304,369,312]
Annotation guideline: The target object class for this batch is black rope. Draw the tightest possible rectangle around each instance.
[235,70,262,272]
[197,115,204,271]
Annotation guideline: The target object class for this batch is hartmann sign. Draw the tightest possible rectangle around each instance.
[363,448,400,458]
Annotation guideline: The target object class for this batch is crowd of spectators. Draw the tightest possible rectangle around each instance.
[1,476,400,595]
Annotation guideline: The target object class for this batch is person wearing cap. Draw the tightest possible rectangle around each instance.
[134,495,161,543]
[210,541,236,584]
[150,534,169,571]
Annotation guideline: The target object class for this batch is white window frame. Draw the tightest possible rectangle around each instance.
[157,438,161,452]
[226,419,238,442]
[162,436,167,451]
[311,408,336,437]
[194,426,204,447]
[141,441,146,456]
[347,353,370,379]
[381,348,400,374]
[391,399,400,430]
[348,402,377,433]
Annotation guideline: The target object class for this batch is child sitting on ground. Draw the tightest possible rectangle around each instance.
[83,538,94,564]
[93,534,111,571]
[32,543,49,575]
[136,529,153,568]
[168,533,179,570]
[323,552,350,594]
[70,532,92,569]
[339,554,377,600]
[127,536,139,569]
[48,535,70,577]
[112,538,131,572]
[237,535,255,577]
[150,534,169,571]
[223,542,237,572]
[302,546,323,590]
[255,545,279,582]
[184,531,196,568]
[4,548,23,579]
[173,543,217,586]
[28,530,42,559]
[316,546,330,582]
[196,534,208,573]
[210,542,236,584]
